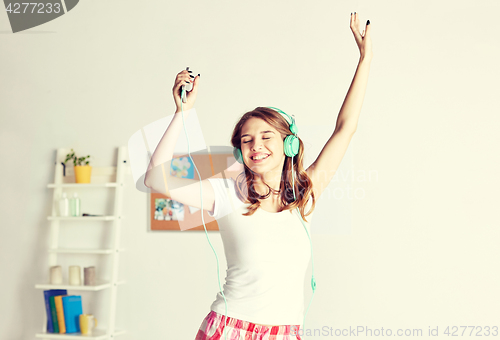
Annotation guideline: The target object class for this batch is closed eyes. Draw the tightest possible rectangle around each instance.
[243,137,270,144]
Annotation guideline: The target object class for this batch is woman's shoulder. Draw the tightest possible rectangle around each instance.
[207,176,244,204]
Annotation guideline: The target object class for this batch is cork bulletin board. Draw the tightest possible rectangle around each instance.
[148,151,242,232]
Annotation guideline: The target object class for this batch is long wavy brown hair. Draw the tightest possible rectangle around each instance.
[230,107,316,222]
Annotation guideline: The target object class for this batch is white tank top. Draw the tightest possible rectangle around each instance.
[206,177,314,326]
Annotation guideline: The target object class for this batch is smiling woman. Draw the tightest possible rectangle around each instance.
[230,107,316,220]
[141,11,372,340]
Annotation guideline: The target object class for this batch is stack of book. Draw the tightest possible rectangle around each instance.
[43,289,83,333]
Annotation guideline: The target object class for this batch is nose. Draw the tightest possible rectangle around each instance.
[251,141,263,151]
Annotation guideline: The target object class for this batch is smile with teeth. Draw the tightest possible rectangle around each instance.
[252,154,270,160]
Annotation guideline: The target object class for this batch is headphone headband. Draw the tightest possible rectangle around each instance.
[265,106,295,131]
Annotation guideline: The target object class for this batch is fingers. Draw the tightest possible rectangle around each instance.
[189,74,200,91]
[350,13,358,33]
[174,70,194,91]
[350,12,370,40]
[192,73,200,85]
[350,12,362,42]
[351,13,370,32]
[365,20,371,37]
[350,12,358,28]
[361,19,371,38]
[178,70,193,84]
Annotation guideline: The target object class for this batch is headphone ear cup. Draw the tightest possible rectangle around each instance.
[284,135,300,157]
[233,147,244,164]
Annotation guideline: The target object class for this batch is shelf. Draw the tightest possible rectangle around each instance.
[48,248,126,254]
[47,183,122,188]
[35,280,126,291]
[35,328,126,339]
[47,216,119,221]
[39,148,128,339]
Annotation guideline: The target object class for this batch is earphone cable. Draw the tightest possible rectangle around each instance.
[180,88,229,340]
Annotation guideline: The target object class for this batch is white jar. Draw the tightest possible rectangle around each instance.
[59,192,69,217]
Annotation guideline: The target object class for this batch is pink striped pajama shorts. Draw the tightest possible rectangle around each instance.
[195,310,302,340]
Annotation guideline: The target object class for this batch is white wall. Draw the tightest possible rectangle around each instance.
[1,0,499,339]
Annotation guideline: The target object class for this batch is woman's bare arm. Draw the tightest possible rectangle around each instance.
[144,69,200,193]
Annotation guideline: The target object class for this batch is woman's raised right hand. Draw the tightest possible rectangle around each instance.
[173,68,200,112]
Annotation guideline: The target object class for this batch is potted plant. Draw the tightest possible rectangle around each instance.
[63,149,93,183]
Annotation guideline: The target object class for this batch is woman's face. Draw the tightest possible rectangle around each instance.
[240,118,285,175]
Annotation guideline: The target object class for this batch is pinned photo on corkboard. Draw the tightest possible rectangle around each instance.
[147,152,242,232]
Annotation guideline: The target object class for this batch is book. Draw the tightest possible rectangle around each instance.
[43,289,67,333]
[62,295,83,333]
[54,295,68,333]
[50,296,59,333]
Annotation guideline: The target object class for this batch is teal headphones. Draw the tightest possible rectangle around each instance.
[180,83,316,338]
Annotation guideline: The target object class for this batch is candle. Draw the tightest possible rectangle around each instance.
[50,266,62,284]
[84,266,96,286]
[69,265,81,285]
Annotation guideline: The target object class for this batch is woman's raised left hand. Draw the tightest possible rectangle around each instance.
[350,12,373,60]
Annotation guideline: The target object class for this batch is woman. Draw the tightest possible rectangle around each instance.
[145,12,372,340]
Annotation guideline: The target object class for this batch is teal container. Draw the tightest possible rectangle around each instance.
[70,192,81,217]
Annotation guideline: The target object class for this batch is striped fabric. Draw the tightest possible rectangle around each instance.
[195,310,302,340]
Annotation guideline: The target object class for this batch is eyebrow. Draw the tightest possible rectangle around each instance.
[241,131,275,139]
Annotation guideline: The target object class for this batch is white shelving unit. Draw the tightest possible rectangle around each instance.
[35,146,129,340]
